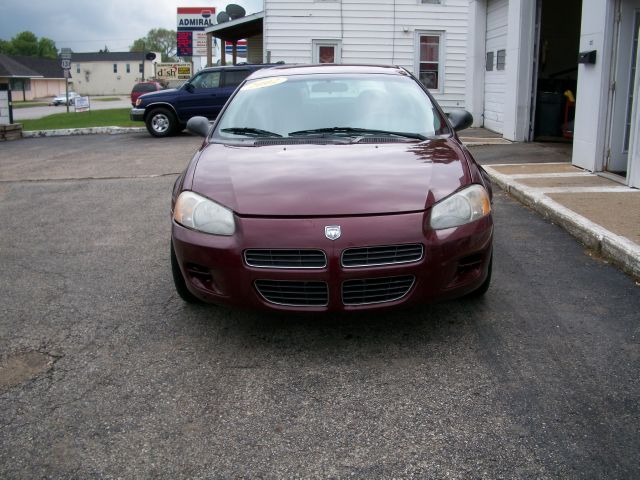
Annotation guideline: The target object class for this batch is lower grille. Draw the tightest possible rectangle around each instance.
[341,244,424,267]
[254,280,329,306]
[342,275,415,305]
[245,249,326,268]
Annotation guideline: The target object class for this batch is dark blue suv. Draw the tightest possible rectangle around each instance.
[131,64,276,137]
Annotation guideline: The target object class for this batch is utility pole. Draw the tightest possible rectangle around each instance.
[141,41,146,82]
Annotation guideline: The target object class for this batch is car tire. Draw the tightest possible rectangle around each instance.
[171,242,202,304]
[146,107,177,138]
[468,254,492,297]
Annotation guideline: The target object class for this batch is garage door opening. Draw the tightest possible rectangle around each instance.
[530,0,583,142]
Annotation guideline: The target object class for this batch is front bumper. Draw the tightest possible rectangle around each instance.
[130,108,145,122]
[171,212,493,312]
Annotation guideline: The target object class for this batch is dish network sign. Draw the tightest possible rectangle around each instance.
[177,7,216,57]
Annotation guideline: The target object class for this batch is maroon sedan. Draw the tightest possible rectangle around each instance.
[171,64,493,311]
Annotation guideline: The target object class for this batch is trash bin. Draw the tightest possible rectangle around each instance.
[535,91,564,137]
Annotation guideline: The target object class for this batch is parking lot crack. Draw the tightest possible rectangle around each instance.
[0,172,181,184]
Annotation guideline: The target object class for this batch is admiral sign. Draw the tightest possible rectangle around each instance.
[177,7,216,57]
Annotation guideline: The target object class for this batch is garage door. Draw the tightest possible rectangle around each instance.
[483,0,508,134]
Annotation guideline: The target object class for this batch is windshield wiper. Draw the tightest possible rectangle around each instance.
[288,127,427,141]
[220,127,282,137]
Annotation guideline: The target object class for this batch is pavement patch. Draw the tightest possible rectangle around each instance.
[0,351,57,390]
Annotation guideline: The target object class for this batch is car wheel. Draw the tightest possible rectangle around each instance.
[146,107,177,138]
[171,242,202,303]
[468,254,492,297]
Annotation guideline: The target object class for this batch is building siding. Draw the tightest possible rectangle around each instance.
[264,0,469,109]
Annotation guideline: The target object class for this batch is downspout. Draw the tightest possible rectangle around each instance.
[392,0,396,64]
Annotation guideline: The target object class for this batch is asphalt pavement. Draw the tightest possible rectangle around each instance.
[14,96,132,120]
[0,135,638,478]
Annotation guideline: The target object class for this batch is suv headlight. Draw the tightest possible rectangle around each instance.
[173,191,235,235]
[429,184,491,230]
[135,98,142,106]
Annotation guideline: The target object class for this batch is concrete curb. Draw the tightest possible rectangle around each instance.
[484,166,640,279]
[23,126,146,138]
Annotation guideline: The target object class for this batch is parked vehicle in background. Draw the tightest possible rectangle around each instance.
[51,91,79,106]
[130,81,163,107]
[170,64,492,311]
[130,64,280,138]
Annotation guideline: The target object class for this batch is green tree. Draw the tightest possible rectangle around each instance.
[130,28,177,62]
[37,37,58,58]
[0,31,58,58]
[8,31,38,56]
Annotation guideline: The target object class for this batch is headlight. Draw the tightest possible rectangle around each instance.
[135,98,142,106]
[429,184,491,230]
[173,191,235,235]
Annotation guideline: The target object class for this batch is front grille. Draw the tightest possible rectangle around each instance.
[255,280,329,306]
[341,244,424,267]
[245,249,327,269]
[342,275,415,305]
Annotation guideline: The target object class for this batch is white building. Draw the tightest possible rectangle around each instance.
[205,0,640,188]
[70,52,160,96]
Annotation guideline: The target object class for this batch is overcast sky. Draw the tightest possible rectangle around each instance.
[0,0,263,52]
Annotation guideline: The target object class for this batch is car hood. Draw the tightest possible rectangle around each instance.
[140,88,178,101]
[190,139,470,216]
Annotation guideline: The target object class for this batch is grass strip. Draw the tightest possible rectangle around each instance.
[21,108,138,131]
[12,102,49,109]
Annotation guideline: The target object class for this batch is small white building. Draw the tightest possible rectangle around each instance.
[70,52,160,96]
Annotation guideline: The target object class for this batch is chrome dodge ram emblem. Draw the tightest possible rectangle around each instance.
[325,225,341,240]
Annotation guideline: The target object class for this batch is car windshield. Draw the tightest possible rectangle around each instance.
[213,73,449,142]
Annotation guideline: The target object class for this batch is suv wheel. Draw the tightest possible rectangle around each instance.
[146,107,177,137]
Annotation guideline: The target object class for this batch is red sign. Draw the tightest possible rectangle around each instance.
[177,31,193,57]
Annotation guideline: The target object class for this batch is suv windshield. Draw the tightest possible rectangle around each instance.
[213,73,449,141]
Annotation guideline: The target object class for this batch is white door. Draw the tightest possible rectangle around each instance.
[483,0,509,134]
[606,0,640,174]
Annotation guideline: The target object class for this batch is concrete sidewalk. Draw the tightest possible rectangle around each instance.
[469,141,640,278]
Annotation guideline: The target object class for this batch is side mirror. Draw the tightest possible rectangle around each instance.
[184,82,194,93]
[187,116,210,137]
[447,109,473,132]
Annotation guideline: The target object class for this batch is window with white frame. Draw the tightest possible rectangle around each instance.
[420,0,442,4]
[312,40,342,64]
[416,32,443,91]
[113,64,118,73]
[126,63,130,73]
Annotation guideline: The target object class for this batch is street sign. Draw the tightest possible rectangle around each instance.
[74,96,90,113]
[60,48,72,60]
[61,59,71,70]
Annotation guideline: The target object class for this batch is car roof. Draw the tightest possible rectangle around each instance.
[199,63,282,73]
[248,64,409,79]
